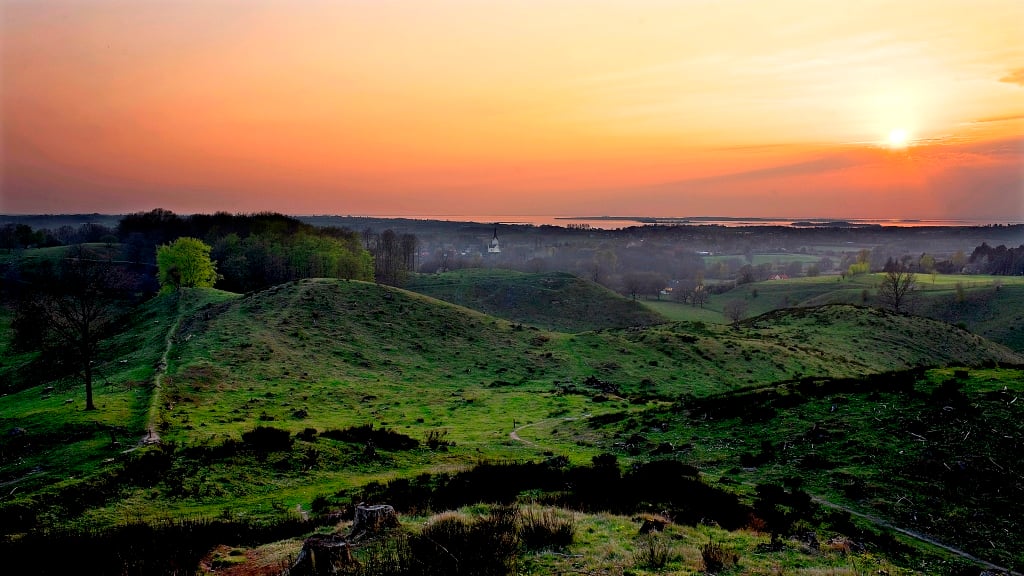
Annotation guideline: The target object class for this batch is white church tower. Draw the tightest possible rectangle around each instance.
[487,227,501,253]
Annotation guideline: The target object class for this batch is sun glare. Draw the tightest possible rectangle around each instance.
[887,128,909,149]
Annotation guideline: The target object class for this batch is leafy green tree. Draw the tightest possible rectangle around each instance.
[157,237,219,292]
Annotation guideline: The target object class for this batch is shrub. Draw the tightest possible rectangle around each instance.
[633,533,672,569]
[519,506,575,550]
[320,424,418,451]
[241,426,293,452]
[408,506,519,576]
[423,429,453,450]
[701,537,729,572]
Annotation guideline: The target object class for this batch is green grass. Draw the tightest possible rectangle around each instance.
[574,367,1024,570]
[216,503,942,575]
[5,280,1017,519]
[3,278,1021,574]
[0,243,122,267]
[641,273,1024,352]
[405,269,666,332]
[0,287,238,505]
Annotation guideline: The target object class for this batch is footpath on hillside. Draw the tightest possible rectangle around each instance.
[509,414,591,447]
[140,294,186,446]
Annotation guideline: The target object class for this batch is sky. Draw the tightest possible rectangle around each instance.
[2,0,1023,220]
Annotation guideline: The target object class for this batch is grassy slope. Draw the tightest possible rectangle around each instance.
[139,282,1015,508]
[0,288,237,505]
[405,269,666,332]
[573,367,1024,569]
[645,273,1024,352]
[2,279,1020,551]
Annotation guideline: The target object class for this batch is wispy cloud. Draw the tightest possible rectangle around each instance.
[970,112,1024,124]
[1000,68,1024,86]
[671,155,867,186]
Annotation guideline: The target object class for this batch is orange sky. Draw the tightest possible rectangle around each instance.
[2,0,1023,219]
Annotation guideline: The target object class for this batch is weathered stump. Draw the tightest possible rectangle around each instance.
[637,513,669,534]
[350,503,399,537]
[291,534,354,576]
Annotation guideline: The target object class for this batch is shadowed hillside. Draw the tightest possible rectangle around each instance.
[405,269,666,332]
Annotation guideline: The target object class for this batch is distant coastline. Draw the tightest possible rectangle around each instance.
[1,213,1021,231]
[353,214,1022,230]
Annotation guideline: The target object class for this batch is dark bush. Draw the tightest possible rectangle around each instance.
[241,426,293,452]
[408,506,519,576]
[320,424,418,451]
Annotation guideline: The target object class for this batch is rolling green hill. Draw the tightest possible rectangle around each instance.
[2,278,1021,573]
[646,273,1024,352]
[405,269,666,332]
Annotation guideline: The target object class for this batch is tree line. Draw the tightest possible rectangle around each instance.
[2,210,424,403]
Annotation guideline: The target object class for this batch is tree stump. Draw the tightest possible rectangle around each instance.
[350,503,399,537]
[291,534,354,576]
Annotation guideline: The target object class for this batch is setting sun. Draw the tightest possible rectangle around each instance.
[888,129,910,149]
[888,128,913,147]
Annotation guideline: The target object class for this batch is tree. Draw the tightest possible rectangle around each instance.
[37,247,127,410]
[877,262,916,313]
[918,253,936,274]
[691,283,708,308]
[156,237,218,292]
[621,272,666,301]
[722,299,748,324]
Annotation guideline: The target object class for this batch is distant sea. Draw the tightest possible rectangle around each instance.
[360,215,1022,230]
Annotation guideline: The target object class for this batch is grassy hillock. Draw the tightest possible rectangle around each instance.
[405,269,666,332]
[647,273,1024,352]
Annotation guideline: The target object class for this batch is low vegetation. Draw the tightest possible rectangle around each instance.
[405,268,665,332]
[645,272,1024,352]
[3,241,1023,575]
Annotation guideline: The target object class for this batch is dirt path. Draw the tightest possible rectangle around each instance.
[509,414,591,447]
[139,298,185,446]
[811,496,1021,575]
[508,418,1019,574]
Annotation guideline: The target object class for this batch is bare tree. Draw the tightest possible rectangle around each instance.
[722,299,748,324]
[39,247,128,410]
[691,283,708,308]
[877,263,917,313]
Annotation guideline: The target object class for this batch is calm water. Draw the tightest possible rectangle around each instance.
[363,214,1021,230]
